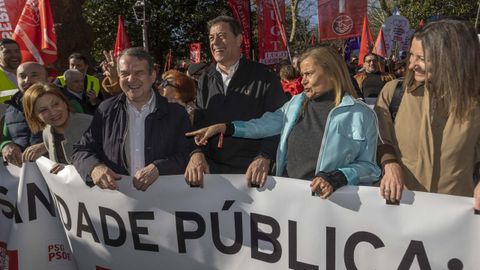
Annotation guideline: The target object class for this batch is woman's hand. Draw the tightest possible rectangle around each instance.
[185,124,227,146]
[22,143,47,162]
[310,177,333,199]
[380,162,404,202]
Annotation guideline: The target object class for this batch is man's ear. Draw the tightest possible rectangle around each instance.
[236,33,243,48]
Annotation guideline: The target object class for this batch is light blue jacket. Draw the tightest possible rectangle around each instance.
[233,93,381,185]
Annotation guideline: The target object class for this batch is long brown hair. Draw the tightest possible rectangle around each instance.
[404,19,480,121]
[298,46,357,106]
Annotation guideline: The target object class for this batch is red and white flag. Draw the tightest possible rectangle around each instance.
[113,15,130,60]
[189,43,201,63]
[317,0,367,41]
[227,0,252,59]
[373,27,387,58]
[0,0,27,39]
[358,15,373,66]
[257,0,288,65]
[12,0,57,65]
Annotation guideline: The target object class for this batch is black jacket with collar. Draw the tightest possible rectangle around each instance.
[194,57,287,173]
[72,90,193,182]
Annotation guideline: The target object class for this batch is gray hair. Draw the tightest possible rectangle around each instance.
[118,47,154,73]
[63,69,83,82]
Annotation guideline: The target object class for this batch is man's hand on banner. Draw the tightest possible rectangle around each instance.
[246,156,270,187]
[22,143,47,162]
[184,152,210,187]
[133,164,160,191]
[91,164,121,190]
[2,143,23,167]
[310,177,333,199]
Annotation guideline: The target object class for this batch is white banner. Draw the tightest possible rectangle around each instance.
[1,157,479,269]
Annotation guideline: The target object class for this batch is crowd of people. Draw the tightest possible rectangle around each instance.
[0,15,479,208]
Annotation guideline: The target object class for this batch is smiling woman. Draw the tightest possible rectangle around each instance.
[23,83,92,165]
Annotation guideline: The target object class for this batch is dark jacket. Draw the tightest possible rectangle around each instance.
[60,86,99,115]
[194,57,287,173]
[1,91,42,151]
[72,90,193,182]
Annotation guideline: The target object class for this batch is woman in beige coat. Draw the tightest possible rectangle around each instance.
[375,19,480,207]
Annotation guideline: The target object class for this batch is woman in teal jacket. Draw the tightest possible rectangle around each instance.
[187,47,380,198]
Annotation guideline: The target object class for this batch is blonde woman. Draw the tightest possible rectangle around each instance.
[187,47,380,198]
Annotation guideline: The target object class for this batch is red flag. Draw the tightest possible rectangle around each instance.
[0,0,27,39]
[189,43,201,63]
[317,0,368,41]
[257,0,288,65]
[372,27,387,58]
[113,15,130,60]
[271,0,288,50]
[228,0,252,59]
[12,0,57,65]
[419,19,425,28]
[358,15,373,67]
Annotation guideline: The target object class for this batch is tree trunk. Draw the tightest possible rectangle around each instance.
[289,0,300,43]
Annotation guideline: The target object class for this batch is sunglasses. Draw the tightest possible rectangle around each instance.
[159,79,178,89]
[365,59,378,63]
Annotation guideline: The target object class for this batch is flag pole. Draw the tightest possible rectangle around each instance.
[475,1,480,31]
[272,0,292,63]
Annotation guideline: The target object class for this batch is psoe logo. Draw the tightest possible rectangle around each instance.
[47,243,72,262]
[332,15,353,35]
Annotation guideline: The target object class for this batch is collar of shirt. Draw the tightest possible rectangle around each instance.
[216,60,240,94]
[126,91,156,114]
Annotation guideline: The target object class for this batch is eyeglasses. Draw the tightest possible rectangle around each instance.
[365,59,378,63]
[159,79,178,89]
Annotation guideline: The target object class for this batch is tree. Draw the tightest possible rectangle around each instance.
[82,0,229,67]
[375,0,478,28]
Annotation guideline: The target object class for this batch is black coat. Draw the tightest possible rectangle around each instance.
[72,91,193,182]
[3,92,42,150]
[194,57,287,173]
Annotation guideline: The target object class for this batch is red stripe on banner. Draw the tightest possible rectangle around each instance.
[96,266,111,270]
[7,250,18,270]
